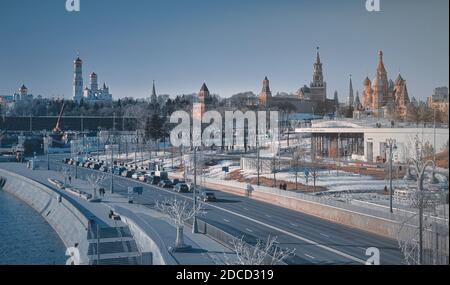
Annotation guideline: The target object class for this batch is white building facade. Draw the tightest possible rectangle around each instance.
[296,120,449,163]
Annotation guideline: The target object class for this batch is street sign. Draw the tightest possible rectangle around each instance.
[131,187,143,195]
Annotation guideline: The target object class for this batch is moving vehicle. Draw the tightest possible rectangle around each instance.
[201,192,217,202]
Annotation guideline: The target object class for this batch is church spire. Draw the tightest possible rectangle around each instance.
[348,75,354,107]
[376,50,387,75]
[151,80,157,104]
[316,46,321,64]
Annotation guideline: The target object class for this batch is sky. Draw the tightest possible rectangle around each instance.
[0,0,448,102]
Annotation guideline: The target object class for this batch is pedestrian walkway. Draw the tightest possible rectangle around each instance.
[0,162,235,265]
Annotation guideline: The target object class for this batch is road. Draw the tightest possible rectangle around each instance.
[13,156,405,265]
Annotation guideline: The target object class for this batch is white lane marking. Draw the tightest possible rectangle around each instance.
[320,233,330,238]
[265,214,272,218]
[69,165,365,264]
[290,222,298,227]
[223,219,231,223]
[246,228,253,233]
[304,253,315,259]
[243,207,249,211]
[204,202,366,264]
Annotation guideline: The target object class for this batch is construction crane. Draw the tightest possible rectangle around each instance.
[53,101,66,134]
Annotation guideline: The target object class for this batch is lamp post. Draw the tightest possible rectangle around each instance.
[110,136,115,194]
[192,146,198,234]
[430,108,439,184]
[407,156,435,265]
[386,138,397,213]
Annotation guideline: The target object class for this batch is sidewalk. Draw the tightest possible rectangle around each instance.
[0,163,235,265]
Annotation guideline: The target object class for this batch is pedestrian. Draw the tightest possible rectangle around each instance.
[384,186,388,193]
[69,176,72,184]
[279,183,283,190]
[283,183,287,190]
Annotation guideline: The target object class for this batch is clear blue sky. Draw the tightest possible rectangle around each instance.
[0,0,448,101]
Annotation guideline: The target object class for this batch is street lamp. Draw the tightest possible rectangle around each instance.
[192,146,199,234]
[386,138,397,213]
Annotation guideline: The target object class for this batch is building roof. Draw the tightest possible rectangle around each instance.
[395,73,404,85]
[200,83,209,93]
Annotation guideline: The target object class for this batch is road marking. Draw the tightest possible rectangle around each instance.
[290,222,298,227]
[61,163,365,264]
[243,207,249,211]
[320,233,330,238]
[223,219,231,223]
[265,214,272,218]
[304,253,315,259]
[246,228,253,233]
[204,201,366,264]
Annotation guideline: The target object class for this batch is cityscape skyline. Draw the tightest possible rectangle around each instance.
[0,0,448,101]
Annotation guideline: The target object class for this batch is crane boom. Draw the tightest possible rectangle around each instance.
[53,101,65,133]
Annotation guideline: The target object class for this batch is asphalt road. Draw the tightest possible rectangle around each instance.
[29,156,405,265]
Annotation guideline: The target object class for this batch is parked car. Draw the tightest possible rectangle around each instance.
[132,171,146,180]
[201,192,217,202]
[172,178,187,186]
[99,165,109,172]
[121,170,135,178]
[140,174,153,183]
[174,183,189,193]
[158,180,173,189]
[113,167,126,175]
[90,163,101,170]
[150,176,161,185]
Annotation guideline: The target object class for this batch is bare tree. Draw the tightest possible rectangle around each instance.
[291,147,306,190]
[86,173,106,200]
[155,198,204,251]
[309,159,321,192]
[58,166,71,188]
[225,235,295,265]
[396,137,443,265]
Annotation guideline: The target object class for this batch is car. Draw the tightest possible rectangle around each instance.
[150,176,161,185]
[112,167,125,175]
[140,174,153,182]
[201,192,217,202]
[83,162,91,168]
[171,179,185,186]
[132,171,146,180]
[121,170,135,178]
[90,163,101,170]
[63,158,71,164]
[158,180,173,189]
[99,165,109,172]
[174,183,189,193]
